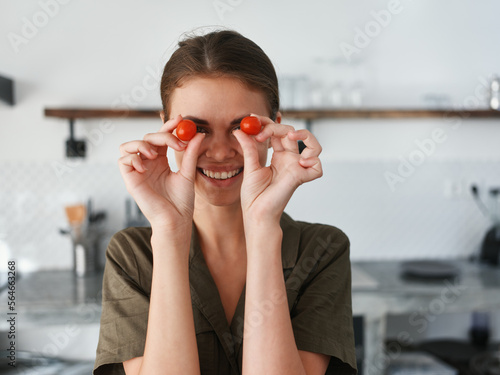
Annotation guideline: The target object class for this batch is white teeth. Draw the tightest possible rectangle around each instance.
[202,168,241,180]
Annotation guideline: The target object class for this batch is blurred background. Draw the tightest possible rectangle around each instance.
[1,1,500,374]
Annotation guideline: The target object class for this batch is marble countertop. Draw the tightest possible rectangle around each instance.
[1,260,499,327]
[352,260,500,316]
[0,270,103,329]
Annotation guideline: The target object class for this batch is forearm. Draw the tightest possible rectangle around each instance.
[242,222,306,375]
[138,229,200,375]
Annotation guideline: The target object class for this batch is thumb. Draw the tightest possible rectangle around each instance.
[233,129,261,174]
[179,132,205,182]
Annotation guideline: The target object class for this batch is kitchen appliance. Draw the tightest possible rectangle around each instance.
[0,74,14,105]
[480,226,500,265]
[400,260,461,279]
[471,185,500,266]
[61,200,106,277]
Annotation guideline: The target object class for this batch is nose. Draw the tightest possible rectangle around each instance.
[204,132,237,161]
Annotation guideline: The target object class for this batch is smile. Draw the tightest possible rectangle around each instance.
[201,168,242,180]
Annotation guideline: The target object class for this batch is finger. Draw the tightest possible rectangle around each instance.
[288,129,322,159]
[256,122,298,152]
[118,153,148,174]
[270,136,285,153]
[298,157,323,182]
[143,131,187,152]
[178,132,205,182]
[233,129,261,174]
[158,114,183,133]
[255,122,295,143]
[248,113,275,127]
[119,140,159,159]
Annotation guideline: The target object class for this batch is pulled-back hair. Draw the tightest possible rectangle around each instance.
[160,29,279,120]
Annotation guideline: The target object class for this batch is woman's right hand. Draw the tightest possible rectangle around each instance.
[118,115,204,231]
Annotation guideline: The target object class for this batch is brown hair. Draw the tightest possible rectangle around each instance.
[160,29,279,120]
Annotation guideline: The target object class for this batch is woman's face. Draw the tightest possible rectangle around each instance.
[169,76,271,207]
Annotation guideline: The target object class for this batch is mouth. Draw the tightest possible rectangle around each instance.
[199,167,243,180]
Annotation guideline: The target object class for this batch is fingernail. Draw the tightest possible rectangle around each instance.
[151,149,158,156]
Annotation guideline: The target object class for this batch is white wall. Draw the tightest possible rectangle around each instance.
[1,0,500,269]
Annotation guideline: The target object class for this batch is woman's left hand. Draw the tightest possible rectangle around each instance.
[233,115,323,223]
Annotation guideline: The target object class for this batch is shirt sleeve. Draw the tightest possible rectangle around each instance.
[287,224,357,375]
[93,228,152,375]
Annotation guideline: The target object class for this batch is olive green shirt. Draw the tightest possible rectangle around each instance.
[93,213,357,375]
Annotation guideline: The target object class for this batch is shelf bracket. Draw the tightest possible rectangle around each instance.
[66,118,86,158]
[305,118,313,132]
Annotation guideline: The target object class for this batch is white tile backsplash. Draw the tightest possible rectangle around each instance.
[0,161,129,272]
[1,159,499,272]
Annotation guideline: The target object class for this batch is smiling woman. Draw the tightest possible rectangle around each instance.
[93,29,357,375]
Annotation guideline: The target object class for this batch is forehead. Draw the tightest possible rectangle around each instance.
[169,76,269,122]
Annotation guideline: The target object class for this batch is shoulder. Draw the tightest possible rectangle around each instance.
[281,212,350,263]
[105,227,153,289]
[107,227,153,259]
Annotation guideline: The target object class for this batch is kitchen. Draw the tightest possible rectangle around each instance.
[1,1,500,374]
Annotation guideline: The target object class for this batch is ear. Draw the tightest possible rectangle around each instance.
[159,110,166,123]
[275,111,282,124]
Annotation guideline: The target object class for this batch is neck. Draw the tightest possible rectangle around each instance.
[193,200,246,260]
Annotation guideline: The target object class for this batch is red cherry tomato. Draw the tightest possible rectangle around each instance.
[240,116,261,135]
[176,119,197,141]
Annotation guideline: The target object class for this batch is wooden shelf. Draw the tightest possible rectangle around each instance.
[283,108,500,120]
[44,108,161,119]
[44,108,500,120]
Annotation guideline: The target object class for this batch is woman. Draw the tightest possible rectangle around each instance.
[94,29,357,375]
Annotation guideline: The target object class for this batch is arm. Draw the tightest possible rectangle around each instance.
[124,229,199,375]
[234,118,328,375]
[118,116,205,375]
[243,221,329,375]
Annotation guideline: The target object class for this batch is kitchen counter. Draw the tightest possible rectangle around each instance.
[4,260,498,320]
[1,261,499,374]
[0,270,103,330]
[351,260,500,375]
[352,259,500,314]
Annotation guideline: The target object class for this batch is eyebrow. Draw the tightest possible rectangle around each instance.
[183,115,249,126]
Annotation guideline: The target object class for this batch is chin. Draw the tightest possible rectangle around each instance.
[195,191,241,209]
